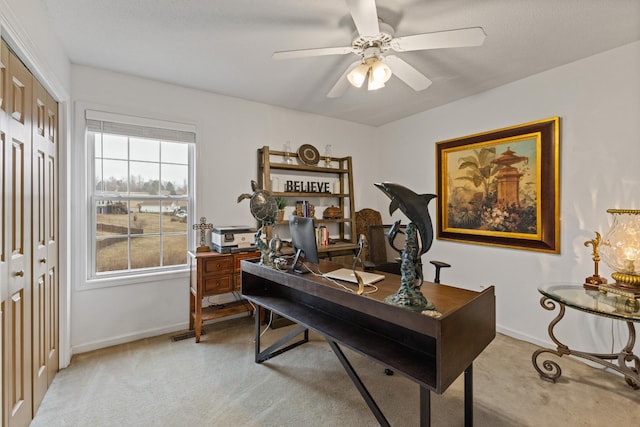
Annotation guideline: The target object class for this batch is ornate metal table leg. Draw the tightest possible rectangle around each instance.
[618,321,639,389]
[532,296,569,383]
[532,296,640,388]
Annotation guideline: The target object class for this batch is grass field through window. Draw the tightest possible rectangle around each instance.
[96,212,187,273]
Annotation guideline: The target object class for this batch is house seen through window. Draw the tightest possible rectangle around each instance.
[87,112,195,277]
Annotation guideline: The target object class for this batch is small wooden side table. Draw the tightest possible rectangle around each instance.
[188,249,260,342]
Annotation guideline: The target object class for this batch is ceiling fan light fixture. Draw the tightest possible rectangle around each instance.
[347,62,369,88]
[348,56,392,90]
[367,70,385,91]
[370,59,392,84]
[275,2,487,99]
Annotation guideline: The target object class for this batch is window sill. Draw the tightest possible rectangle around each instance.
[79,267,189,291]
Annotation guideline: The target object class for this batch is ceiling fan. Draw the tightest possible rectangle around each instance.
[272,0,486,97]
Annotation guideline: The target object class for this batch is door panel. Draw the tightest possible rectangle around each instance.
[4,48,32,427]
[1,119,7,305]
[6,289,29,427]
[2,39,59,426]
[31,79,57,412]
[0,40,7,112]
[0,40,8,427]
[47,266,58,385]
[45,93,59,384]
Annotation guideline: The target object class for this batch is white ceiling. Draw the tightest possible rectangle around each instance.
[41,0,640,126]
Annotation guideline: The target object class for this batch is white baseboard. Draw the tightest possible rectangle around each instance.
[67,321,551,363]
[67,319,624,379]
[497,323,624,376]
[70,322,189,356]
[496,324,551,348]
[69,311,252,358]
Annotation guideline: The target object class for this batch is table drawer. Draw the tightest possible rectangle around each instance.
[202,256,233,274]
[203,275,233,294]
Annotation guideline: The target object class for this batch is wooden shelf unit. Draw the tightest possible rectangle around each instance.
[257,146,358,257]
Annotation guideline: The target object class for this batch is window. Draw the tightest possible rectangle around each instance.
[86,111,195,278]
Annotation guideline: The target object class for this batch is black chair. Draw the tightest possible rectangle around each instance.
[364,224,403,274]
[365,224,450,283]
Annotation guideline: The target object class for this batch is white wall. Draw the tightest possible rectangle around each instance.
[5,0,639,360]
[0,0,70,98]
[70,65,379,352]
[378,41,640,354]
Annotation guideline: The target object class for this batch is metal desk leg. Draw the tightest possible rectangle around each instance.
[421,365,471,427]
[327,339,391,427]
[465,364,473,427]
[254,304,262,362]
[253,305,309,364]
[420,386,430,427]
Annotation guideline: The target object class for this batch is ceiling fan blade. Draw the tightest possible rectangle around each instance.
[345,0,380,37]
[327,61,361,98]
[385,55,432,91]
[273,46,355,60]
[390,27,486,52]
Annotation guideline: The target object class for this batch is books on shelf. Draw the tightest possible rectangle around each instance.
[315,225,329,247]
[295,200,315,218]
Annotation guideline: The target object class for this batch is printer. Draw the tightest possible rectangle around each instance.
[211,226,256,253]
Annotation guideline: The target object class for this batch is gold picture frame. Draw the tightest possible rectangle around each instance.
[436,117,560,253]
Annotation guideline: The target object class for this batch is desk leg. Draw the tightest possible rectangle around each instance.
[419,386,430,427]
[253,305,309,364]
[421,371,472,427]
[327,339,391,427]
[464,364,473,427]
[254,305,262,362]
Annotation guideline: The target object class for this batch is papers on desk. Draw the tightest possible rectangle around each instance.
[323,268,385,285]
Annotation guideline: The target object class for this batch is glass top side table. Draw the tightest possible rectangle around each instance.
[532,283,640,389]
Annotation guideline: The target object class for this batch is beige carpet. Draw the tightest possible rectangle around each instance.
[31,317,639,426]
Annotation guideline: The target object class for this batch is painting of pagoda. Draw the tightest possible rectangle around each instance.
[444,138,538,234]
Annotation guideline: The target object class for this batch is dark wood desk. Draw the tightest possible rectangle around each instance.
[241,259,495,426]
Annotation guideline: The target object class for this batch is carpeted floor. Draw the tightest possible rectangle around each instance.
[31,317,639,426]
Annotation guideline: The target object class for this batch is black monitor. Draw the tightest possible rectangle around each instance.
[289,216,319,274]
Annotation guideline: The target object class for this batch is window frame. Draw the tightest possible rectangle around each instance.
[85,110,196,281]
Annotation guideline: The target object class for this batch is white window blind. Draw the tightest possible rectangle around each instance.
[86,110,196,143]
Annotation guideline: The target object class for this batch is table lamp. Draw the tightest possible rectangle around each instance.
[599,209,640,301]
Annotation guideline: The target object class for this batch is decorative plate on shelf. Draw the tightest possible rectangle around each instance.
[297,144,320,165]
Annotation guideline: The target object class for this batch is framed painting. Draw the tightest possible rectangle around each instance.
[435,117,560,253]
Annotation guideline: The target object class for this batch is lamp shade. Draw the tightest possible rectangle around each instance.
[347,63,369,88]
[370,59,392,84]
[601,209,640,285]
[367,71,386,90]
